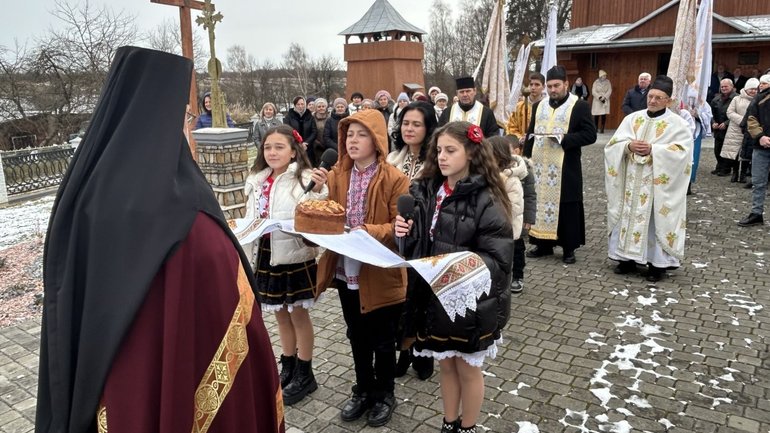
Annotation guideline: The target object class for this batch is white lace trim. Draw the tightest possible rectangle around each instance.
[260,293,323,313]
[435,267,491,322]
[413,337,502,368]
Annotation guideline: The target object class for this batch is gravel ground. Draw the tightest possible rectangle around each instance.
[0,237,44,327]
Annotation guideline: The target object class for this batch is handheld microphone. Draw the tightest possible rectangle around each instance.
[304,148,338,194]
[396,194,415,255]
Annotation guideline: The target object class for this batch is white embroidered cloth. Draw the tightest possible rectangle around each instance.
[227,218,492,322]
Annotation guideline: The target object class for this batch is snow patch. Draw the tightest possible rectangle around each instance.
[515,421,539,433]
[692,262,709,268]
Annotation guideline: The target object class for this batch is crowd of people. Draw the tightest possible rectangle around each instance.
[38,45,770,433]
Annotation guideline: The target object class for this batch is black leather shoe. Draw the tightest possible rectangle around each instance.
[738,213,764,227]
[562,250,576,264]
[743,183,753,189]
[645,265,664,282]
[717,170,731,177]
[613,261,636,275]
[340,387,372,421]
[526,246,553,258]
[366,394,396,427]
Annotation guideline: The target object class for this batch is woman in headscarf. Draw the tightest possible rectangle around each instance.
[36,46,285,433]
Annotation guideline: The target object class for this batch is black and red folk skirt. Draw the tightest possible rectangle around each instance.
[254,238,317,312]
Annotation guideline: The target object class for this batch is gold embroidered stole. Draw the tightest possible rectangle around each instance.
[96,264,271,433]
[529,94,578,240]
[191,262,257,433]
[448,101,484,126]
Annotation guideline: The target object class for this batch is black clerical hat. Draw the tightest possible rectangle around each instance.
[455,76,475,90]
[546,65,567,81]
[650,75,674,97]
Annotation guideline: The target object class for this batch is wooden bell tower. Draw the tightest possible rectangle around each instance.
[339,0,426,100]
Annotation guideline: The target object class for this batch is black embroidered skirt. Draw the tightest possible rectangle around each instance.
[254,238,317,311]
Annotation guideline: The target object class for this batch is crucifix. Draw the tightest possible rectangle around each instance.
[150,0,211,157]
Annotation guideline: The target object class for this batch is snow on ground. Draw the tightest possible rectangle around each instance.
[572,283,765,433]
[0,195,55,250]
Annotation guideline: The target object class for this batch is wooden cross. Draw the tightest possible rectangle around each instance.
[150,0,212,158]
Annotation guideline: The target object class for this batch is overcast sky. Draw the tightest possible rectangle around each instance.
[3,0,433,64]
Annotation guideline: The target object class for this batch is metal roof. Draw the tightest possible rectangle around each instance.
[339,0,426,36]
[535,14,770,51]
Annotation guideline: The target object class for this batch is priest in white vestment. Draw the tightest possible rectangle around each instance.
[604,75,693,282]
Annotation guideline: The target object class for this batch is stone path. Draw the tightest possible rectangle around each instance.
[2,133,769,432]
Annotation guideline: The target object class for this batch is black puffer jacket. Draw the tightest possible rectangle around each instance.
[323,110,348,152]
[283,108,318,162]
[401,174,513,354]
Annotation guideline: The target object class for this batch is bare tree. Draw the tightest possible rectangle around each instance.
[282,43,310,98]
[0,0,139,147]
[224,44,258,111]
[308,54,343,100]
[146,18,208,72]
[423,0,455,90]
[454,0,495,79]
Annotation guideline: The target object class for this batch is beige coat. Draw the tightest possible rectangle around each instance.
[591,78,612,115]
[722,89,753,160]
[501,155,527,239]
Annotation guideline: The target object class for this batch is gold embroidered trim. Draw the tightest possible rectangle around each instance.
[191,262,255,433]
[276,387,285,431]
[97,404,108,433]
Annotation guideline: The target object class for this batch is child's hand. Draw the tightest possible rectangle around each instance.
[394,215,412,238]
[310,167,329,192]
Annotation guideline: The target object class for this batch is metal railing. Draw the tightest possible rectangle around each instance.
[1,145,75,196]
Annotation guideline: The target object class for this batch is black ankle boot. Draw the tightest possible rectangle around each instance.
[457,425,477,433]
[278,354,296,388]
[412,355,434,380]
[283,358,318,405]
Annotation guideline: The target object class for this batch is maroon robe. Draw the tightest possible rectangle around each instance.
[98,213,285,433]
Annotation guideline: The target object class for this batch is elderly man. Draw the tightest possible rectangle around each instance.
[739,74,770,227]
[439,76,500,138]
[621,72,651,115]
[506,72,545,143]
[525,65,597,264]
[605,75,693,282]
[710,78,737,176]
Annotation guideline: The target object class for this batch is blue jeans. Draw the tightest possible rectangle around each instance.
[751,148,770,215]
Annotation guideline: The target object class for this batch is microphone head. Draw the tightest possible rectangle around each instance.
[320,148,339,168]
[397,194,415,217]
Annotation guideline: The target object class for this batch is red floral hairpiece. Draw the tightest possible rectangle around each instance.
[467,124,484,144]
[292,129,303,143]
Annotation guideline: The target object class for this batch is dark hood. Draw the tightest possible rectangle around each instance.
[36,46,230,433]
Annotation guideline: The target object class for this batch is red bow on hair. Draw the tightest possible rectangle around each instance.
[467,124,484,144]
[292,129,303,143]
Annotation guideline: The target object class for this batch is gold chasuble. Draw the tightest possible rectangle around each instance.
[529,93,578,240]
[605,109,693,263]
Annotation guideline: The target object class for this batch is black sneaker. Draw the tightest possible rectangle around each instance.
[510,279,523,293]
[738,213,764,227]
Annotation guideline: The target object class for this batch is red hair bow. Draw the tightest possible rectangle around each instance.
[292,129,303,143]
[467,124,484,144]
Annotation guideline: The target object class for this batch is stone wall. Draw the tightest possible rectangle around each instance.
[192,128,250,219]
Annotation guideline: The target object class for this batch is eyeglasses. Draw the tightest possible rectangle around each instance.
[647,95,669,102]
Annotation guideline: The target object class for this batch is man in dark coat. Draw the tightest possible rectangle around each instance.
[36,46,285,433]
[710,78,737,175]
[439,76,500,138]
[525,65,597,264]
[621,72,651,115]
